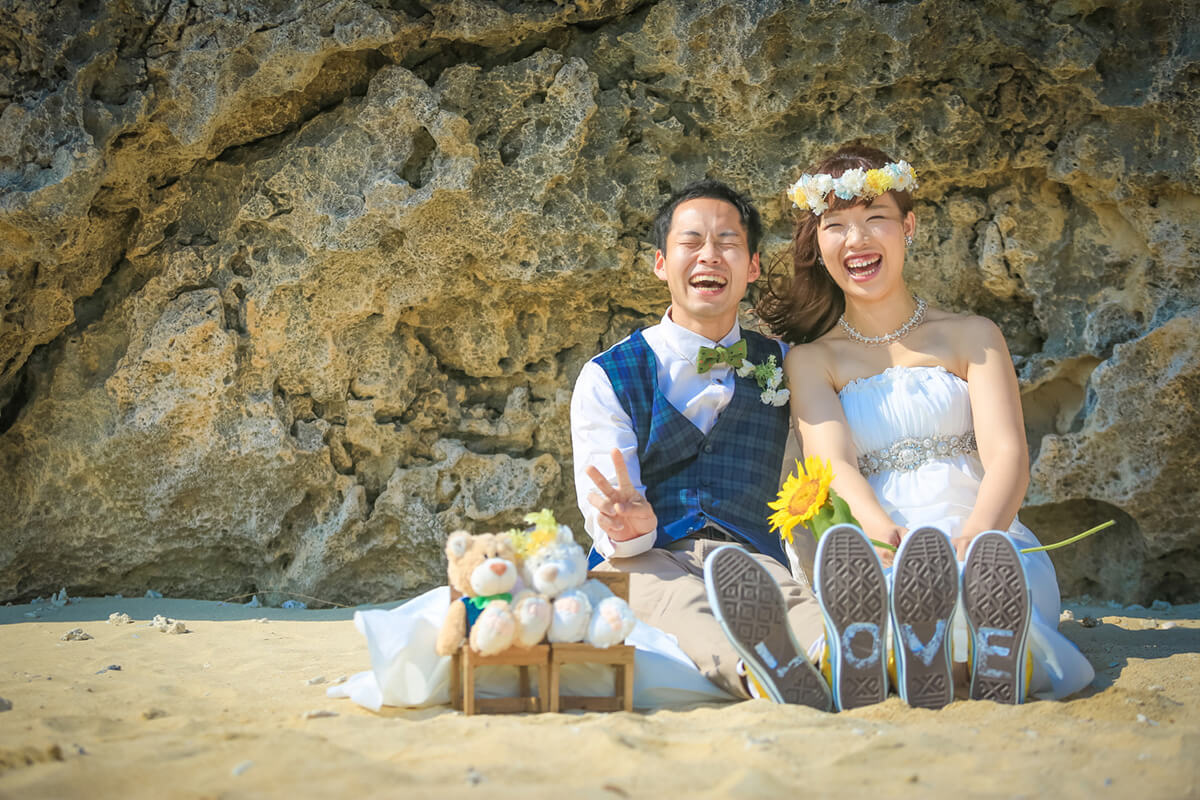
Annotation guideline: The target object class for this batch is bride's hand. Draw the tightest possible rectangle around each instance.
[951,531,982,560]
[864,523,904,568]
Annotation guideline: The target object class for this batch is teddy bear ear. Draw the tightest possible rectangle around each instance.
[446,530,472,559]
[556,524,574,544]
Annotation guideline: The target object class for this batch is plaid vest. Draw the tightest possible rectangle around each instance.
[592,328,789,566]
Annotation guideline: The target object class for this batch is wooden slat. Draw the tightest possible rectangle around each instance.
[462,644,551,667]
[551,642,635,665]
[558,696,622,712]
[587,570,630,601]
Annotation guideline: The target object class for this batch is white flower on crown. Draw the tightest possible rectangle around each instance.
[809,174,834,212]
[789,173,834,215]
[833,168,867,201]
[887,161,917,192]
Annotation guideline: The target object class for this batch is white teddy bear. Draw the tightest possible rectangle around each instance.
[519,523,637,649]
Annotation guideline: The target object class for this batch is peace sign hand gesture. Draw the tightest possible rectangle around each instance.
[585,449,658,543]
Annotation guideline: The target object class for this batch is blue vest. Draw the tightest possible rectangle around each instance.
[590,328,790,567]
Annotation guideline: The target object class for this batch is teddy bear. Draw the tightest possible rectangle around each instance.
[435,530,551,657]
[518,523,637,649]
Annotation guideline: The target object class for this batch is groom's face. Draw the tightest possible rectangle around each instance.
[654,198,760,339]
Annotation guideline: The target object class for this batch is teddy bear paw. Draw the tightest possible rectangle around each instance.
[469,603,517,655]
[584,597,637,649]
[548,590,592,643]
[511,595,552,648]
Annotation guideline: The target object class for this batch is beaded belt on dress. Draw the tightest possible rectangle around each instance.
[857,432,978,476]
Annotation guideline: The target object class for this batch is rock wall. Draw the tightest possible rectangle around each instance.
[1,0,1197,604]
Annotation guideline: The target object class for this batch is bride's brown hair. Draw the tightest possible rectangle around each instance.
[756,144,915,344]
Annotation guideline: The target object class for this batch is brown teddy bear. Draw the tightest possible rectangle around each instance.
[435,530,551,657]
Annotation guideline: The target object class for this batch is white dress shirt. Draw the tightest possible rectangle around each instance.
[571,309,785,559]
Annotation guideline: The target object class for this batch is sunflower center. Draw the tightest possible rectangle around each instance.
[787,480,822,516]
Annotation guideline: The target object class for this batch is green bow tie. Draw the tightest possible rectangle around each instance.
[697,339,747,373]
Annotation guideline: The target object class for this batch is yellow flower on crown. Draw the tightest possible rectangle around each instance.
[863,168,893,196]
[767,456,834,543]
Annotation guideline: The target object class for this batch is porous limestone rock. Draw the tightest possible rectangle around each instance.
[1,0,1197,603]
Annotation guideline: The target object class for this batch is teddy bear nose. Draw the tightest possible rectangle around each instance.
[542,566,559,581]
[490,562,507,576]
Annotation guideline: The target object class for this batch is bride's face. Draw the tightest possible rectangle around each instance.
[815,192,915,300]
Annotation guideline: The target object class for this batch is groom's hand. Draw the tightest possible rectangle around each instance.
[585,449,657,542]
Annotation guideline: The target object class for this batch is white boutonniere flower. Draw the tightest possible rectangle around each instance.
[736,354,790,407]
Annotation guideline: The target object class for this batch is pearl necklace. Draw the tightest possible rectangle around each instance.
[838,296,928,347]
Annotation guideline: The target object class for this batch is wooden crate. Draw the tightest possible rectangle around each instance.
[449,644,550,716]
[549,571,636,713]
[449,570,635,715]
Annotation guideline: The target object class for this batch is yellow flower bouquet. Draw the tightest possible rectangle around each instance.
[767,456,893,549]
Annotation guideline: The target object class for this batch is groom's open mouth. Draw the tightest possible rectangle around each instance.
[844,253,882,282]
[689,273,728,295]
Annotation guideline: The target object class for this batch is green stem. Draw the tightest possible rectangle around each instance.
[1018,520,1116,554]
[869,539,898,552]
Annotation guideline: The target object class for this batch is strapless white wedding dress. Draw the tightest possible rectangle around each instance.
[839,365,1095,700]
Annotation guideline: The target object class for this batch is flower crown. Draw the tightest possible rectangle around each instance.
[786,161,918,216]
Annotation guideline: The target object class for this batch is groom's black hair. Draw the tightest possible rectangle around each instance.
[653,179,763,256]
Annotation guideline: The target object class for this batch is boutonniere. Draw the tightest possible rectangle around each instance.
[736,354,790,407]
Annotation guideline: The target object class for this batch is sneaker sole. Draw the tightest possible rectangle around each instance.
[962,532,1031,704]
[815,525,889,711]
[890,526,959,709]
[704,546,831,711]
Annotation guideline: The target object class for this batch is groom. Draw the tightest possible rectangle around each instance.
[569,179,830,707]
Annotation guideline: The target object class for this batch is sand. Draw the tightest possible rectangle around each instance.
[1,594,1197,799]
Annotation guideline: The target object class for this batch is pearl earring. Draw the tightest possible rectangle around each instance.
[904,234,914,247]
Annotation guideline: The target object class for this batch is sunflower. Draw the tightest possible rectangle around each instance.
[767,456,835,543]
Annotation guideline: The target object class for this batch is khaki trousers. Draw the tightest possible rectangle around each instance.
[593,538,825,699]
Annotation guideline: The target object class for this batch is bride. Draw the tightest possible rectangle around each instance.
[757,143,1094,701]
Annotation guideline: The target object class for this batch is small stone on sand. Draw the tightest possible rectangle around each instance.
[302,709,337,720]
[232,760,254,776]
[306,676,326,685]
[142,708,167,720]
[151,615,189,634]
[108,612,132,625]
[61,628,93,641]
[0,697,12,711]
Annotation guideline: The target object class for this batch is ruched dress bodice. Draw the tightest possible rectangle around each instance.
[838,365,996,542]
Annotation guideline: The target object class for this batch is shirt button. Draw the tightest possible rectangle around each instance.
[703,444,713,453]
